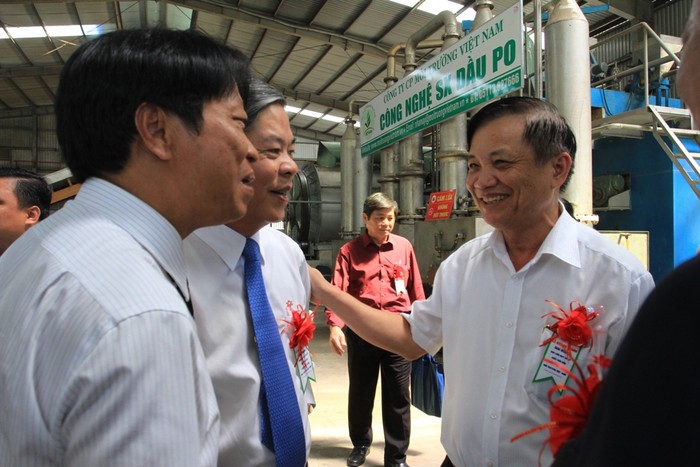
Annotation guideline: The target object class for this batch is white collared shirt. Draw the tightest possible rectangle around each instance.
[0,178,219,467]
[406,211,654,467]
[184,225,314,467]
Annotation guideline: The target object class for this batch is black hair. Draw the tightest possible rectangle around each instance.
[467,96,577,190]
[246,77,286,128]
[363,192,399,217]
[56,28,251,182]
[0,167,52,220]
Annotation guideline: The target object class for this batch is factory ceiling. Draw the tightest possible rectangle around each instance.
[0,0,670,141]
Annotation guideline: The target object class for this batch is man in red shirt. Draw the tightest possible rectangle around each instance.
[326,192,425,467]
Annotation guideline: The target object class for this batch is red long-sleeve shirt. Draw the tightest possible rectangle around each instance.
[325,231,425,328]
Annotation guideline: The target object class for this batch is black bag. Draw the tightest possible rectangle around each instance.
[410,353,445,417]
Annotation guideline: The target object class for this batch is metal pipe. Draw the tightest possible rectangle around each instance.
[404,11,461,70]
[382,40,443,201]
[436,9,469,213]
[385,40,444,86]
[592,55,678,88]
[534,0,543,99]
[340,117,357,239]
[353,134,372,236]
[397,11,466,223]
[472,0,495,27]
[545,0,595,224]
[466,1,495,116]
[398,11,460,223]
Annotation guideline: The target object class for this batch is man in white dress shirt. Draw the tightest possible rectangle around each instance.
[0,29,258,466]
[309,97,655,467]
[185,78,313,466]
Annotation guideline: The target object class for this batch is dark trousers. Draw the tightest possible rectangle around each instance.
[346,327,411,464]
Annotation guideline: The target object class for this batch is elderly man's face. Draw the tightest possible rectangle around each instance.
[466,114,569,235]
[0,178,33,255]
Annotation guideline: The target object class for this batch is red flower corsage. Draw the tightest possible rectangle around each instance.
[511,299,608,466]
[512,353,612,464]
[280,301,317,368]
[540,300,600,354]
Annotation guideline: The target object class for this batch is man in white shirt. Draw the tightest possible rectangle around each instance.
[0,28,257,467]
[309,96,654,467]
[185,78,313,467]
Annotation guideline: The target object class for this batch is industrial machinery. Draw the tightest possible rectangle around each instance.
[285,0,700,284]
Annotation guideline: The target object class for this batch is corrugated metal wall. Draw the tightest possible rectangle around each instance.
[592,0,692,93]
[655,0,694,36]
[0,114,61,175]
[0,0,694,176]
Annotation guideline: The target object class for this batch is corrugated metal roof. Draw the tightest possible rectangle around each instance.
[0,0,686,144]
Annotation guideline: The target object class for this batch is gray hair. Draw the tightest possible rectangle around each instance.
[363,192,399,217]
[246,77,286,127]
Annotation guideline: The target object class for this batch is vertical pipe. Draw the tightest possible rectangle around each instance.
[643,31,649,107]
[472,0,495,27]
[436,22,467,213]
[466,1,495,117]
[381,40,442,202]
[545,0,594,223]
[398,11,460,223]
[340,117,357,239]
[353,134,371,236]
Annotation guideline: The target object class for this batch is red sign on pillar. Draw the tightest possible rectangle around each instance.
[425,190,456,221]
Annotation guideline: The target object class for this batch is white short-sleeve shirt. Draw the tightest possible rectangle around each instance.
[406,211,654,467]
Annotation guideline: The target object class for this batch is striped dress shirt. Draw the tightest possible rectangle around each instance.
[0,178,219,466]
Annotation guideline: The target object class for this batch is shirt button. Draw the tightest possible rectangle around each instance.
[490,411,498,419]
[498,366,506,373]
[486,460,495,467]
[505,321,513,328]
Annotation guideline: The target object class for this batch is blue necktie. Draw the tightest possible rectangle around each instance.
[243,238,307,467]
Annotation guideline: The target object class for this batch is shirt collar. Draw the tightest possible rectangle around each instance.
[360,230,394,249]
[190,224,267,271]
[76,178,190,300]
[488,206,582,272]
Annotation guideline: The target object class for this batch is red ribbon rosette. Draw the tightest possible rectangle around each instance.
[511,299,608,466]
[540,300,600,354]
[511,354,612,465]
[280,301,318,368]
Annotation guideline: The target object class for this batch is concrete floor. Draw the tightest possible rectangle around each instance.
[307,325,445,467]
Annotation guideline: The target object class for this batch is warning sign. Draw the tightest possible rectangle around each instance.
[425,190,456,221]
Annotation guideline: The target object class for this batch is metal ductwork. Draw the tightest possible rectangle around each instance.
[380,39,444,202]
[397,11,461,223]
[435,10,470,214]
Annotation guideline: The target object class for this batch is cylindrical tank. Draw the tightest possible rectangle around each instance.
[398,132,424,222]
[285,161,381,251]
[286,162,341,249]
[353,142,372,235]
[545,0,594,223]
[472,0,495,27]
[436,14,468,214]
[379,143,399,201]
[466,0,496,117]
